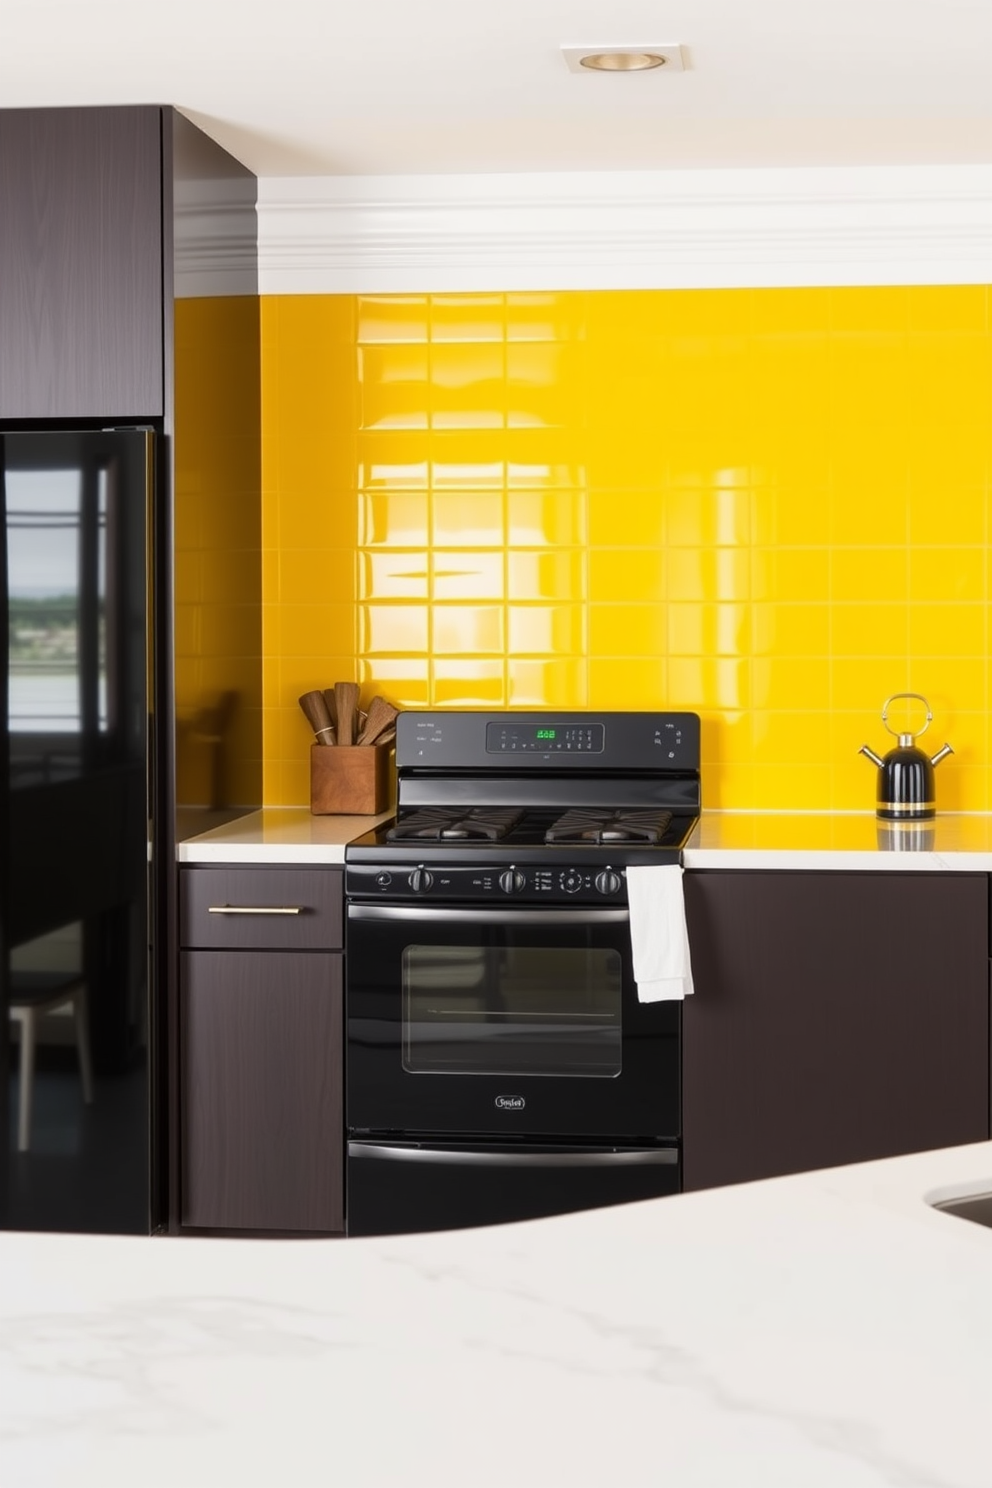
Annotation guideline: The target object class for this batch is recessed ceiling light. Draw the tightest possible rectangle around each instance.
[560,44,685,75]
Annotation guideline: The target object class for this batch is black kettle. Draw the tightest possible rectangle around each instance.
[859,693,953,820]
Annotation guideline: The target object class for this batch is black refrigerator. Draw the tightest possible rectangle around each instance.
[0,428,159,1233]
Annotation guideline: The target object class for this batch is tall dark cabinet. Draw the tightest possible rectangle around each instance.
[0,106,262,1234]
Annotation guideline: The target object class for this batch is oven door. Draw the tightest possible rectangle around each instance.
[346,903,679,1141]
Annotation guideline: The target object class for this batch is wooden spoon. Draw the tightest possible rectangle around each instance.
[334,681,360,746]
[356,696,398,745]
[298,690,335,744]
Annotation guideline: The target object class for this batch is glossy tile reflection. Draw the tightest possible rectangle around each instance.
[261,286,992,812]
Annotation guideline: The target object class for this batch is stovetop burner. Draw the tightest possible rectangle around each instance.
[387,807,525,843]
[544,808,674,845]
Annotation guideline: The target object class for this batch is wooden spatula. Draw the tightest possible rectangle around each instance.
[334,681,360,746]
[298,690,335,744]
[356,696,398,745]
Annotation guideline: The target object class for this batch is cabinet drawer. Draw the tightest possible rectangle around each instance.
[180,867,343,950]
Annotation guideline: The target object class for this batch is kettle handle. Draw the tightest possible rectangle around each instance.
[881,693,931,741]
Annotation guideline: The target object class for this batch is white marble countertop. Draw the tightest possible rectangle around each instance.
[178,807,393,864]
[2,1141,991,1488]
[178,806,992,869]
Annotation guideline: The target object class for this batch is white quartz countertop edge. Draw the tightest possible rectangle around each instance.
[178,808,992,868]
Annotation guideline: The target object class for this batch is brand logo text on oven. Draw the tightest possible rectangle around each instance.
[495,1095,526,1111]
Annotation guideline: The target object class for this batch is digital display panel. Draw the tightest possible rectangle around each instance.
[486,722,605,753]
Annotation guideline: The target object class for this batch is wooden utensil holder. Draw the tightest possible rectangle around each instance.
[310,743,391,815]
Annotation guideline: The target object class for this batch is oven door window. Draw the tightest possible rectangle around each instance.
[402,944,622,1077]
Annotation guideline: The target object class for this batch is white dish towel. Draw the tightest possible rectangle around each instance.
[626,864,695,1002]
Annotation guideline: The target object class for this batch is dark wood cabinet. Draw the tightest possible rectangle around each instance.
[0,107,163,419]
[179,867,345,1234]
[682,871,991,1192]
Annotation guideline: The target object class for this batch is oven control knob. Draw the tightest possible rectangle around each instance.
[560,870,583,894]
[408,868,434,893]
[499,869,527,895]
[595,870,623,896]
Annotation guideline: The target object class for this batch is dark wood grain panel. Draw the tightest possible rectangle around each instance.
[180,867,343,950]
[0,106,163,418]
[181,950,344,1232]
[682,872,990,1192]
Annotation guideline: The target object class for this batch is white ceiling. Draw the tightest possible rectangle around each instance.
[4,0,992,178]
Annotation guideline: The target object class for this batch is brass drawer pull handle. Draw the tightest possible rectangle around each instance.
[207,905,304,916]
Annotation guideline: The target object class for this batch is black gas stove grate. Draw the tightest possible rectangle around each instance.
[544,808,675,845]
[386,807,526,842]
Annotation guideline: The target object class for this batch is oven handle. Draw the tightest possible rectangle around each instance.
[347,905,629,926]
[348,1142,677,1168]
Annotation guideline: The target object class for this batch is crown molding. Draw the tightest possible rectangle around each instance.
[256,166,992,294]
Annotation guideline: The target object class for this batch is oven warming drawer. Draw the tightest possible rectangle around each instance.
[346,1139,679,1236]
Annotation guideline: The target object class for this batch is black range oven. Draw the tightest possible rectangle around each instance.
[344,710,701,1236]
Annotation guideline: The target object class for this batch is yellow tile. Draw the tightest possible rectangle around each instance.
[357,295,428,343]
[750,549,829,603]
[669,548,750,602]
[505,291,586,342]
[748,341,831,435]
[588,550,665,604]
[359,493,429,547]
[753,657,830,710]
[430,430,505,488]
[668,658,750,710]
[831,548,908,603]
[506,343,583,429]
[752,711,831,764]
[508,492,587,547]
[827,339,912,430]
[275,603,356,659]
[432,492,505,547]
[667,489,751,547]
[751,487,831,547]
[359,604,429,655]
[699,710,752,763]
[908,487,986,546]
[429,294,506,342]
[909,547,985,602]
[429,342,505,430]
[829,658,911,715]
[276,547,356,605]
[908,285,988,333]
[507,605,585,656]
[906,440,990,492]
[703,763,755,811]
[507,659,588,707]
[587,491,661,548]
[432,605,504,655]
[906,337,992,426]
[668,603,750,657]
[432,552,504,601]
[588,657,667,709]
[907,660,987,716]
[358,659,430,708]
[831,602,909,657]
[358,432,429,490]
[588,604,665,657]
[750,288,831,334]
[358,551,429,600]
[752,763,832,811]
[751,603,831,656]
[506,427,585,488]
[358,344,428,430]
[908,603,986,657]
[431,660,506,706]
[829,286,910,334]
[507,551,585,601]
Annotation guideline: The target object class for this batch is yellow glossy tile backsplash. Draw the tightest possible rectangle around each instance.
[260,288,992,810]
